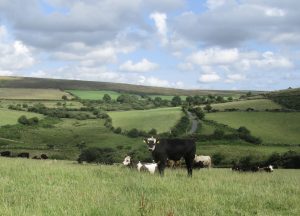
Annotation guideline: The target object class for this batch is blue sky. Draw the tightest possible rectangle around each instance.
[0,0,299,90]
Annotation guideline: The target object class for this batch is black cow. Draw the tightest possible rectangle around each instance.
[144,137,196,177]
[17,152,29,158]
[41,154,48,159]
[0,151,11,157]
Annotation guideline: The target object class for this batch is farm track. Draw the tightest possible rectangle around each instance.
[187,111,198,134]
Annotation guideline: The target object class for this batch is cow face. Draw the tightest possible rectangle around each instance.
[143,136,159,152]
[123,156,131,166]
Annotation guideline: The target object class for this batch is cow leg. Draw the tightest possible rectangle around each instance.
[184,156,194,177]
[158,160,166,176]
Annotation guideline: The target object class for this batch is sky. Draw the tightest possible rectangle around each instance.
[0,0,299,91]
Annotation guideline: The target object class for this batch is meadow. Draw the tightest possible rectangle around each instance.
[67,89,123,100]
[0,108,43,126]
[0,158,299,216]
[206,112,300,144]
[208,99,282,111]
[108,107,183,133]
[0,88,72,100]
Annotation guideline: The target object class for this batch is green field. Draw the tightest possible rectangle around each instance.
[0,88,72,100]
[0,108,43,126]
[67,90,123,100]
[208,99,282,111]
[0,118,143,160]
[0,158,298,216]
[206,112,300,144]
[108,107,183,133]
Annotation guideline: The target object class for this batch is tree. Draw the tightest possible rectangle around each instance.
[103,94,112,103]
[193,107,205,120]
[246,91,252,97]
[186,96,194,105]
[171,96,182,107]
[204,104,212,112]
[216,96,224,103]
[18,115,29,125]
[148,128,157,136]
[228,96,233,101]
[154,97,162,106]
[62,95,68,100]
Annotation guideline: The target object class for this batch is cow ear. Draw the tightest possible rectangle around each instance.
[156,139,160,144]
[143,139,147,143]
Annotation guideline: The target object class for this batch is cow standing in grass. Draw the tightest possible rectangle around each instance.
[144,137,196,177]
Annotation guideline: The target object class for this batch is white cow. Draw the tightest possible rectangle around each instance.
[194,155,212,168]
[123,156,157,174]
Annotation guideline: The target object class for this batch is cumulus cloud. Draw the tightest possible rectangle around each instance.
[150,12,168,45]
[0,25,35,72]
[187,47,239,65]
[199,73,221,83]
[120,58,159,72]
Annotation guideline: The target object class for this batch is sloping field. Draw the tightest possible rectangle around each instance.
[0,158,299,216]
[0,88,72,100]
[0,108,43,126]
[206,112,300,144]
[209,99,282,111]
[68,90,124,100]
[108,107,183,133]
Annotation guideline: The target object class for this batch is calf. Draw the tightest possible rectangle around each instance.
[259,165,274,172]
[194,155,212,169]
[144,137,196,177]
[122,155,135,168]
[137,161,157,174]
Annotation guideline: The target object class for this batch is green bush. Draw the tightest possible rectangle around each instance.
[127,128,140,138]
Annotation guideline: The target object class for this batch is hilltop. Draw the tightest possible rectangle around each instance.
[0,76,261,96]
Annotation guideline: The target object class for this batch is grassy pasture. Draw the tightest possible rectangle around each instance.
[0,158,298,216]
[208,99,282,111]
[0,108,43,126]
[0,88,72,100]
[108,107,183,133]
[67,90,123,100]
[206,112,300,145]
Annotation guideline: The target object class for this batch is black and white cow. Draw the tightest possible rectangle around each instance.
[144,137,196,177]
[122,156,157,174]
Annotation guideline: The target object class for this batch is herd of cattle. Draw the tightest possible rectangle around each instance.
[123,137,274,176]
[0,151,48,160]
[0,137,274,176]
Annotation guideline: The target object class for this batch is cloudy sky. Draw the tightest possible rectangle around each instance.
[0,0,299,90]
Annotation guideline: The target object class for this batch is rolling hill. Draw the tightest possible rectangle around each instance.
[0,76,261,96]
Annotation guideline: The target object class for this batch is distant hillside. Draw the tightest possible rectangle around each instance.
[267,88,300,110]
[0,76,261,96]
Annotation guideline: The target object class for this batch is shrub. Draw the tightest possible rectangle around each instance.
[148,128,157,136]
[78,147,116,164]
[127,128,140,138]
[114,127,122,134]
[18,115,29,125]
[213,129,225,139]
[212,153,225,165]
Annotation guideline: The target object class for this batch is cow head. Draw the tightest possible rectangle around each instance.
[123,155,131,166]
[143,136,159,152]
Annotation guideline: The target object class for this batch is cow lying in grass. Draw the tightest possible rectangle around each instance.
[194,155,212,169]
[122,156,157,174]
[232,164,274,172]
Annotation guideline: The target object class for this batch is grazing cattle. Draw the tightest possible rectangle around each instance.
[137,161,157,174]
[259,165,274,172]
[194,155,212,169]
[17,152,29,158]
[0,151,11,157]
[144,137,196,177]
[32,156,41,159]
[41,154,48,159]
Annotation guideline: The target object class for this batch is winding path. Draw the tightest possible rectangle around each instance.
[187,111,198,134]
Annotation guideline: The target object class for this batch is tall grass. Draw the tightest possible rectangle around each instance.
[0,158,298,216]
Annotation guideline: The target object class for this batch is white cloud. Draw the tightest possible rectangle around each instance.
[225,74,246,83]
[199,73,220,83]
[0,25,35,72]
[264,8,285,17]
[150,12,168,45]
[119,58,159,72]
[187,47,239,66]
